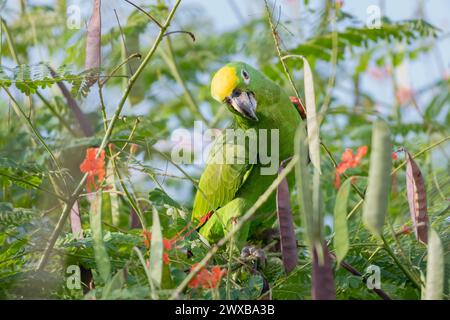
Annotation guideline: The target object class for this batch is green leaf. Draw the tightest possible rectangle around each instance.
[362,120,392,238]
[149,207,163,288]
[0,203,36,227]
[424,229,444,300]
[290,20,439,63]
[0,157,43,190]
[89,195,111,283]
[333,178,351,264]
[0,63,98,96]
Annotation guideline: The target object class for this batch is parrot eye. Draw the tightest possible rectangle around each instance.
[241,69,250,84]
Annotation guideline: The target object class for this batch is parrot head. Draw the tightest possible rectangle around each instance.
[211,62,275,122]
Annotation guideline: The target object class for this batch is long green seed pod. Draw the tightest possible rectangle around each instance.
[424,229,444,300]
[362,120,392,238]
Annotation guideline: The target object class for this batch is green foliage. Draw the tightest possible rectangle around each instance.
[0,0,448,301]
[291,19,439,63]
[0,157,44,190]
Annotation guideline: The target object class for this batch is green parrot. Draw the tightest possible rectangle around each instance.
[191,62,302,245]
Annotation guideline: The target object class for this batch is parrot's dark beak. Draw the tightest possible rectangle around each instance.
[225,89,258,121]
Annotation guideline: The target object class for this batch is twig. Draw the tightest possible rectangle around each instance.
[264,0,301,99]
[2,87,63,175]
[329,252,392,300]
[99,53,141,87]
[391,135,450,175]
[341,261,392,300]
[114,8,133,76]
[163,30,195,42]
[0,18,19,63]
[124,0,163,29]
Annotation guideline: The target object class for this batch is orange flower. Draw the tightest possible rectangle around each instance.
[142,231,172,265]
[142,230,152,248]
[188,264,226,289]
[80,148,105,192]
[335,146,368,189]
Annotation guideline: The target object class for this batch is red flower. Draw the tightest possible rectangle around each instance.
[188,264,226,289]
[335,146,368,189]
[391,152,398,161]
[142,231,172,265]
[80,148,105,192]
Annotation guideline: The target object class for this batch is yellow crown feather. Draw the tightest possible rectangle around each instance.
[211,66,238,102]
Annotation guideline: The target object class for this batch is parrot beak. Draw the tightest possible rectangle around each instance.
[225,89,259,121]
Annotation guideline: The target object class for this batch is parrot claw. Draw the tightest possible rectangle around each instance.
[241,246,266,269]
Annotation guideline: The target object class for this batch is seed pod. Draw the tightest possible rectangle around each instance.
[312,243,336,300]
[363,120,392,238]
[85,0,101,86]
[90,194,111,283]
[405,151,429,244]
[276,160,298,274]
[424,229,443,300]
[333,178,351,264]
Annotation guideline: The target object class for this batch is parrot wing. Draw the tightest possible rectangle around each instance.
[191,130,254,224]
